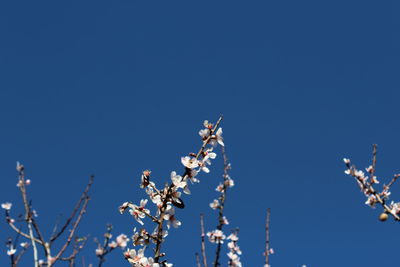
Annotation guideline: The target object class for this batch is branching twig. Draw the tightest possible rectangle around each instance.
[4,170,94,267]
[213,145,230,267]
[153,116,224,263]
[52,193,91,264]
[50,175,94,243]
[344,144,400,221]
[196,252,201,267]
[95,224,115,267]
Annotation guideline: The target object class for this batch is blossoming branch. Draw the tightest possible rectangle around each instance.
[2,162,94,266]
[344,144,400,221]
[119,117,224,267]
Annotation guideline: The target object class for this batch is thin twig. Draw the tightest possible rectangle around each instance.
[50,176,94,243]
[265,208,271,267]
[7,220,43,244]
[200,214,208,267]
[60,236,88,267]
[386,174,400,189]
[196,253,201,267]
[17,165,40,267]
[96,224,115,267]
[52,194,91,265]
[344,145,400,221]
[213,145,230,267]
[370,144,378,185]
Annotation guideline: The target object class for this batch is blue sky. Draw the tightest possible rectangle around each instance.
[0,1,399,266]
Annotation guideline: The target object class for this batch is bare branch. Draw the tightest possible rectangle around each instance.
[196,252,201,267]
[265,208,271,267]
[50,175,94,243]
[52,194,90,264]
[200,214,208,267]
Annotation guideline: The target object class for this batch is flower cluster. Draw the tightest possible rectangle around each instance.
[343,146,400,221]
[119,118,224,266]
[124,248,172,267]
[207,229,226,244]
[203,144,241,267]
[227,231,242,267]
[108,234,129,250]
[2,162,94,267]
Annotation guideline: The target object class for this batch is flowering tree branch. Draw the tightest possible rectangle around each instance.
[50,177,94,244]
[94,224,129,267]
[120,117,224,266]
[2,164,94,266]
[344,144,400,221]
[6,235,30,267]
[204,144,241,267]
[264,208,274,267]
[212,146,230,267]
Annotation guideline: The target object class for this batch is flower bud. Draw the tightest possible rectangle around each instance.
[379,212,388,222]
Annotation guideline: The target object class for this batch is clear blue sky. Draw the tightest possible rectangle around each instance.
[0,1,399,266]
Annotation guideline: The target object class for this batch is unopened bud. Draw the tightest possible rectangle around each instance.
[379,212,388,222]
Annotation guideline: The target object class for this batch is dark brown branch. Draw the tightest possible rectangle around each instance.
[52,194,90,263]
[213,145,230,267]
[50,175,94,243]
[60,236,88,267]
[96,224,116,267]
[345,145,400,221]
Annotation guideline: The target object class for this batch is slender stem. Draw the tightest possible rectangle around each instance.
[96,225,114,267]
[60,236,88,267]
[28,222,39,267]
[200,214,208,267]
[370,144,377,185]
[17,167,40,267]
[51,176,94,243]
[51,195,90,265]
[7,220,43,244]
[196,253,201,267]
[213,145,230,267]
[386,174,400,189]
[265,208,271,267]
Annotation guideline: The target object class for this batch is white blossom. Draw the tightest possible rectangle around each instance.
[1,202,12,211]
[7,248,16,256]
[129,199,150,225]
[209,199,220,210]
[207,229,226,243]
[209,128,224,147]
[181,156,199,169]
[116,234,129,248]
[365,195,377,208]
[170,171,186,189]
[164,205,181,229]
